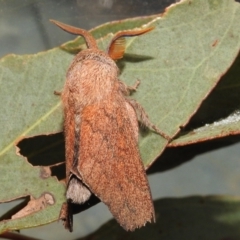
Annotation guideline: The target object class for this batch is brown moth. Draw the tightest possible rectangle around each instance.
[51,19,169,231]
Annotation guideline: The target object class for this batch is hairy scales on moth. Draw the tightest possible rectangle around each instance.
[51,19,170,231]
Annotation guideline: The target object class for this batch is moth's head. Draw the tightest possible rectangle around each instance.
[50,19,154,61]
[72,48,118,71]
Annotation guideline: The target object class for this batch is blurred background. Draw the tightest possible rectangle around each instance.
[0,0,177,57]
[0,0,240,239]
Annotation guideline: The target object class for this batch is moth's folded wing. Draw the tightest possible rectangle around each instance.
[77,99,155,231]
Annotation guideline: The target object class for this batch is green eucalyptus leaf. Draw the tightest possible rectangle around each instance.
[170,52,240,147]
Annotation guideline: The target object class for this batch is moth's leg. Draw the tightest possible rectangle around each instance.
[127,99,171,141]
[59,202,73,232]
[119,79,140,96]
[127,79,140,92]
[120,79,171,140]
[125,101,139,142]
[54,90,62,96]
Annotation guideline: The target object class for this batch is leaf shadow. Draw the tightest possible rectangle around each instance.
[148,135,240,174]
[17,132,65,179]
[117,53,154,73]
[0,197,29,221]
